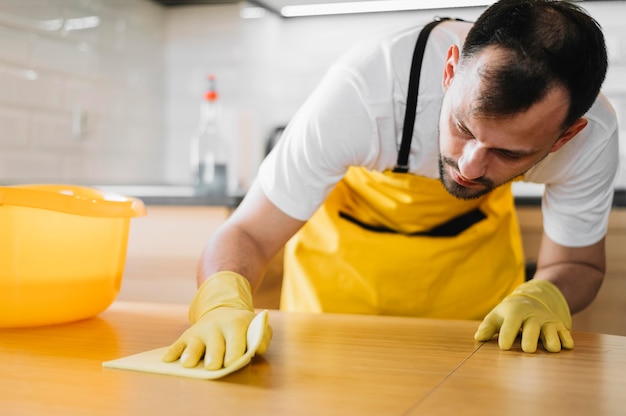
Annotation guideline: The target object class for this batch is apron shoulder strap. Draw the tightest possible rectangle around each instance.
[393,17,463,173]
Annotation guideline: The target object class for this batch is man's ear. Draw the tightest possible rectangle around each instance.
[442,45,460,91]
[550,118,588,153]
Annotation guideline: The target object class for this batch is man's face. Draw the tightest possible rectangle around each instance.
[437,46,576,200]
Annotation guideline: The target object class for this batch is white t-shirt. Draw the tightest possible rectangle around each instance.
[258,20,619,248]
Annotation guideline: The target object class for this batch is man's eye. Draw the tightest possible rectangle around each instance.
[497,150,522,161]
[456,122,472,136]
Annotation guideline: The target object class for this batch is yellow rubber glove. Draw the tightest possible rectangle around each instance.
[474,279,574,353]
[162,271,272,370]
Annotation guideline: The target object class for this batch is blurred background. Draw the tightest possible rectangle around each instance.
[0,0,624,191]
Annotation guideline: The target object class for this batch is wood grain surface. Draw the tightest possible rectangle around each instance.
[1,302,625,415]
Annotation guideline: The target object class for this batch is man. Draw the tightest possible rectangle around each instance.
[164,0,619,370]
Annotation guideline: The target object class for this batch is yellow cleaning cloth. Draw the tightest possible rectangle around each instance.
[103,310,268,380]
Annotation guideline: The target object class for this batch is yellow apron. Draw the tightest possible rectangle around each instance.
[279,18,524,319]
[280,167,525,319]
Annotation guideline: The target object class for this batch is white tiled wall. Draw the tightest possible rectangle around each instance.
[0,0,167,185]
[0,1,624,189]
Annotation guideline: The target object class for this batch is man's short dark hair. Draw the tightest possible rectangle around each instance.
[461,0,607,128]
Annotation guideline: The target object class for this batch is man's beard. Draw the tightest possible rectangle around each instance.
[438,155,496,200]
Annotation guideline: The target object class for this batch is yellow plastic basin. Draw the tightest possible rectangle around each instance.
[0,184,146,327]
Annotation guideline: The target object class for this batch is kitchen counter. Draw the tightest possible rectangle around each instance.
[95,185,243,207]
[95,184,626,207]
[1,302,625,415]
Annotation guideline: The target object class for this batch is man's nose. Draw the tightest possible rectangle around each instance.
[457,141,487,180]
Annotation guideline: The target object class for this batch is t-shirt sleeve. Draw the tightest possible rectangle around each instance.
[257,63,397,221]
[525,96,620,247]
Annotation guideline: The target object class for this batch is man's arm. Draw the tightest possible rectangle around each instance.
[197,179,306,290]
[534,232,606,314]
[475,231,606,353]
[162,180,305,369]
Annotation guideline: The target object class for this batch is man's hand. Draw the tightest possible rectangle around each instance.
[474,279,574,353]
[162,272,272,369]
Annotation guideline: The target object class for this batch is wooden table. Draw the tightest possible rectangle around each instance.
[1,302,625,415]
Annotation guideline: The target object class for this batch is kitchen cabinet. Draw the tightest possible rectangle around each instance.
[119,205,282,309]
